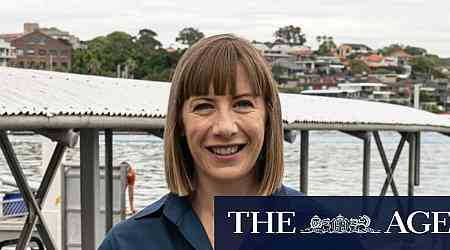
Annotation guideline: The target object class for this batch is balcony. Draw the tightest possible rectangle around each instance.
[0,52,16,59]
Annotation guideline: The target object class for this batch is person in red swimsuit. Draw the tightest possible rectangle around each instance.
[122,161,136,214]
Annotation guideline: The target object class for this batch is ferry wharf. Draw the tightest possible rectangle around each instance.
[0,67,449,249]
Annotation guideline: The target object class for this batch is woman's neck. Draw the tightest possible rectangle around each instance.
[191,171,259,213]
[190,171,259,248]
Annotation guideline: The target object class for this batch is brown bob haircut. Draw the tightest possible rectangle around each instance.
[164,34,284,196]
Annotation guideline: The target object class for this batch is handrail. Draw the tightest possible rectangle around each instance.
[0,236,44,250]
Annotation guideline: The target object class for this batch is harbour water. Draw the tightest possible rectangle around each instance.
[0,131,449,211]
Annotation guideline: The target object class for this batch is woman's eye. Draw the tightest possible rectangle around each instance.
[234,100,254,109]
[193,103,214,113]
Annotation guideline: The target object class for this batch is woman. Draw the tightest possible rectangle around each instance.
[99,34,300,250]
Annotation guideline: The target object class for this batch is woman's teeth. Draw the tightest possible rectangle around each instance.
[211,145,239,156]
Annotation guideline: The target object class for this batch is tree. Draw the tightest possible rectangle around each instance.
[410,55,438,74]
[404,46,427,56]
[409,55,447,79]
[137,29,162,53]
[271,63,288,84]
[379,44,403,56]
[125,58,137,79]
[348,59,370,75]
[71,48,87,74]
[373,68,395,75]
[274,25,306,46]
[71,41,105,75]
[176,27,204,47]
[69,28,181,81]
[105,32,136,67]
[87,56,102,75]
[316,35,336,56]
[380,44,427,57]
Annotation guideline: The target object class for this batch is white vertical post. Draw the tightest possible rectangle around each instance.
[124,64,129,79]
[117,64,121,78]
[414,84,421,109]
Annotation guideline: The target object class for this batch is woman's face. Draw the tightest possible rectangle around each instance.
[181,65,266,184]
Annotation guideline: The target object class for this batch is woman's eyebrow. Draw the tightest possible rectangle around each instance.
[190,97,214,102]
[233,93,255,99]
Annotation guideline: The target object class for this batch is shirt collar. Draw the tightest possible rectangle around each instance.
[134,185,295,220]
[134,193,212,250]
[132,186,296,250]
[133,194,168,219]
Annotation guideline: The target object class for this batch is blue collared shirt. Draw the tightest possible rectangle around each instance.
[98,185,303,250]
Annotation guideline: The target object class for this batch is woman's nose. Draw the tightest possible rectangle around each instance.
[212,110,238,137]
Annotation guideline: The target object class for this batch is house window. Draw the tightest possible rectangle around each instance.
[39,38,47,45]
[26,49,35,55]
[49,50,58,56]
[38,49,47,56]
[29,36,48,45]
[17,49,24,56]
[61,50,69,57]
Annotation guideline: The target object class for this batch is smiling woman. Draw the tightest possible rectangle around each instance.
[99,34,301,250]
[166,34,285,197]
[181,67,267,186]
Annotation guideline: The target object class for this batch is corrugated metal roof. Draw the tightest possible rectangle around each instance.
[1,67,450,132]
[281,93,450,132]
[0,67,169,118]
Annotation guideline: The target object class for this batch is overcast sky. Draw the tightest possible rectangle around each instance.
[2,0,450,57]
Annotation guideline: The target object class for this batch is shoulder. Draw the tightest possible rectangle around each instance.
[273,185,305,196]
[98,195,172,250]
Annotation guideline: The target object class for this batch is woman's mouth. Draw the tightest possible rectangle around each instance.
[206,144,246,156]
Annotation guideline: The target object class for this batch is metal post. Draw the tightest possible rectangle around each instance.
[23,143,67,250]
[407,133,416,196]
[373,131,406,196]
[0,130,57,250]
[300,130,309,194]
[342,131,371,196]
[414,132,421,186]
[80,129,101,250]
[362,133,371,196]
[105,129,113,232]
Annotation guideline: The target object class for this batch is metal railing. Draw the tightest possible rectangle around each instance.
[0,197,28,219]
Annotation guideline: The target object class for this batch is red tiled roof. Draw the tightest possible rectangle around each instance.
[367,54,383,62]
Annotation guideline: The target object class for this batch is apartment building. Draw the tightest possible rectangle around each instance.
[0,39,16,66]
[9,30,72,71]
[338,43,372,59]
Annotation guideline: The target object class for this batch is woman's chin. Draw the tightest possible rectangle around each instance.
[202,165,257,185]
